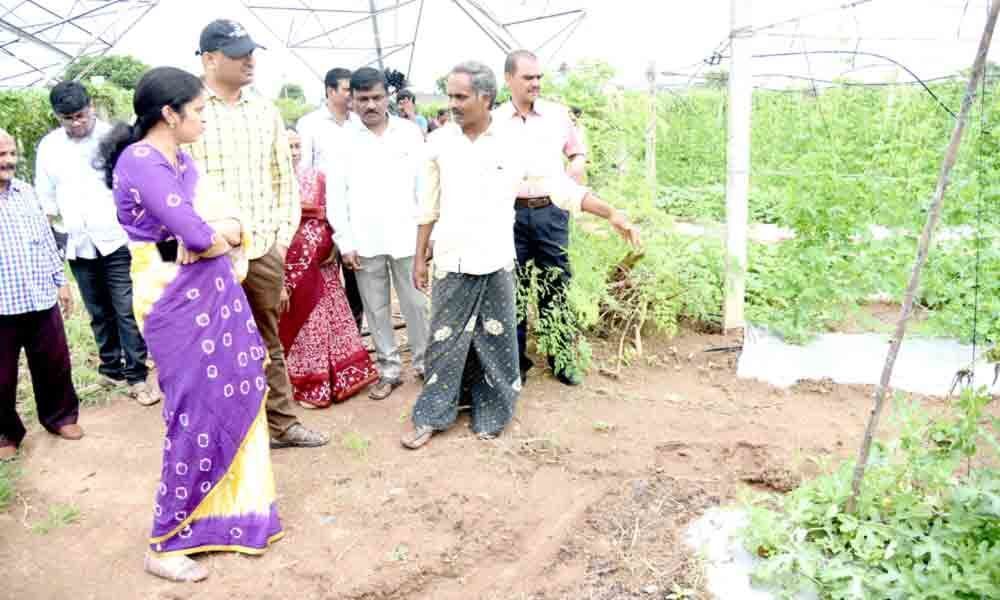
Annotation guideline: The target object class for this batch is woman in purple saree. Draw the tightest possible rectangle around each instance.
[99,67,282,582]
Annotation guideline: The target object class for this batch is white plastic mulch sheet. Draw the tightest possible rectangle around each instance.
[684,508,817,600]
[737,325,999,396]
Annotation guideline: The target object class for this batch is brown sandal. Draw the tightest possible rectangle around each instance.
[369,378,402,401]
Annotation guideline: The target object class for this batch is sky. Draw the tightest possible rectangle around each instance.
[9,1,1000,102]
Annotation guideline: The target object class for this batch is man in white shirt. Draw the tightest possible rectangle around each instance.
[295,66,364,328]
[327,67,429,400]
[35,81,160,406]
[400,61,639,450]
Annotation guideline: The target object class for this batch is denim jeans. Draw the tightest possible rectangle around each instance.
[69,245,149,384]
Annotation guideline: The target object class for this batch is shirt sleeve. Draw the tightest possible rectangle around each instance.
[271,107,301,248]
[323,149,356,255]
[417,140,441,225]
[562,112,587,158]
[33,140,59,217]
[545,174,587,215]
[120,152,216,253]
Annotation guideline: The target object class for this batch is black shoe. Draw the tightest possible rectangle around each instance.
[520,356,534,385]
[549,357,583,386]
[555,368,583,386]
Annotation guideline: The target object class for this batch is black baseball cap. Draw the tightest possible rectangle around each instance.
[197,19,265,58]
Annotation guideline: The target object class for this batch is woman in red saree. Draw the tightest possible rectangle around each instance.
[279,132,378,408]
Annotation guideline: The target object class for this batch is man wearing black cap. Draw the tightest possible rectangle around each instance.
[186,19,328,449]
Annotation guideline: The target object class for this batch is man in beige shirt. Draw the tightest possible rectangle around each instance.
[187,19,327,449]
[400,61,639,450]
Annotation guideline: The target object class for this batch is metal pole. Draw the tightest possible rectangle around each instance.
[369,0,385,71]
[407,0,426,81]
[723,0,751,332]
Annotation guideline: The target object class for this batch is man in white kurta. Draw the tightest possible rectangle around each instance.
[401,61,639,450]
[326,67,430,400]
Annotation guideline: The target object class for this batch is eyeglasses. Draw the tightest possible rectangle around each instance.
[56,110,90,124]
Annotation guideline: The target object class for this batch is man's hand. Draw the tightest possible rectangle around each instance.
[609,210,642,248]
[57,284,73,318]
[278,287,291,314]
[321,246,338,266]
[425,241,434,264]
[342,251,361,271]
[413,256,429,292]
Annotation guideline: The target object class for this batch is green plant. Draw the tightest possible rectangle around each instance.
[31,503,81,534]
[592,421,615,433]
[744,388,1000,599]
[278,82,306,102]
[276,97,313,128]
[341,431,370,460]
[388,543,409,562]
[63,55,149,90]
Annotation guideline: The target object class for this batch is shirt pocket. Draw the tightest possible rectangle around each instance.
[11,204,47,244]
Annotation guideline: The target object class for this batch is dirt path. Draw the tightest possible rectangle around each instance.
[0,332,939,599]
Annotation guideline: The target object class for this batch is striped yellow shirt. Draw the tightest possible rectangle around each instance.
[184,87,300,260]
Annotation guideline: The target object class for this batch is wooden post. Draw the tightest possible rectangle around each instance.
[845,0,1000,514]
[724,0,751,332]
[645,61,657,209]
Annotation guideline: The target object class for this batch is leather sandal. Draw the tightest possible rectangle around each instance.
[401,425,434,450]
[270,423,330,449]
[368,378,402,401]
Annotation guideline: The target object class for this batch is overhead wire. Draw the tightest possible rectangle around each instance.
[751,50,960,118]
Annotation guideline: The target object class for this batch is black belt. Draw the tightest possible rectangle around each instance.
[515,196,551,209]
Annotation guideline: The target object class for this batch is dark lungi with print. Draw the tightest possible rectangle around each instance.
[412,268,520,436]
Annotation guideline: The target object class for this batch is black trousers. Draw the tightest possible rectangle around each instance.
[514,203,574,373]
[68,245,149,384]
[342,262,365,330]
[0,306,80,447]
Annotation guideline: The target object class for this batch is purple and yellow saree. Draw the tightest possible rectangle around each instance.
[113,142,282,557]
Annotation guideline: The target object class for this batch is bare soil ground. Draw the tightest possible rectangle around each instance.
[0,331,943,600]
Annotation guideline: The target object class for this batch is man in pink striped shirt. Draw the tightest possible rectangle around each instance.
[494,49,588,386]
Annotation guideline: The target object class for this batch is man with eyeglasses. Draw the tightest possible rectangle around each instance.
[35,81,161,407]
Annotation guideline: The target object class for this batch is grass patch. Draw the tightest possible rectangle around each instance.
[0,460,18,512]
[31,503,80,534]
[592,420,616,434]
[341,431,371,460]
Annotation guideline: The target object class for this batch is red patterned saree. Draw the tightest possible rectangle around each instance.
[279,169,378,408]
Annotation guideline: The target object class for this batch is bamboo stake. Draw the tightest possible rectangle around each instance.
[846,1,1000,514]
